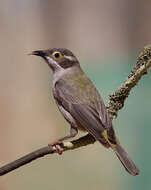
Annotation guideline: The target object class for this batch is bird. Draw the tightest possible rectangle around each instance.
[31,48,139,176]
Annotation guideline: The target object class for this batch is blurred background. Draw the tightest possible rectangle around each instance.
[0,0,151,189]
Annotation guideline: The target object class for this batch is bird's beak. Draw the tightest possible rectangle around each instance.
[29,50,47,57]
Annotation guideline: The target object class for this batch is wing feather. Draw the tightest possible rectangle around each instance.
[54,79,115,145]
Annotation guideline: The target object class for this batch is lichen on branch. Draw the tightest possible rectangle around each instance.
[107,45,151,119]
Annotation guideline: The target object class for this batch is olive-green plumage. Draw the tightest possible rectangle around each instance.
[31,48,139,176]
[64,67,99,104]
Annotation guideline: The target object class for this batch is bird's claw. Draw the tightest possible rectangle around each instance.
[48,141,63,155]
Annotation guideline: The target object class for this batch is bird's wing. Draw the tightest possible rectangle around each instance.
[54,79,116,145]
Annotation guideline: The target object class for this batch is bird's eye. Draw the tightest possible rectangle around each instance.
[52,51,63,60]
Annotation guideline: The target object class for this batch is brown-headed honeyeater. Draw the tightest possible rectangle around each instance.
[31,48,139,176]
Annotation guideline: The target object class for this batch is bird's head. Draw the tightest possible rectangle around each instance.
[31,48,79,72]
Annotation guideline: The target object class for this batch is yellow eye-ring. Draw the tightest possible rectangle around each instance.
[52,51,63,60]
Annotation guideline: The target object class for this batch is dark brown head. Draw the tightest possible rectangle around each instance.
[31,48,79,72]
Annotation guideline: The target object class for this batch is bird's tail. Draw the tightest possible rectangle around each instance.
[112,141,139,176]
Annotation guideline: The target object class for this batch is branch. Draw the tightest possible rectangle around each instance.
[0,134,95,176]
[0,45,151,176]
[107,45,151,119]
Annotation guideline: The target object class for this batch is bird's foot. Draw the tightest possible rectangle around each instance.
[48,141,63,155]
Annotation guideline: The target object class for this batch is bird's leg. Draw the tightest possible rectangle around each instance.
[48,127,78,154]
